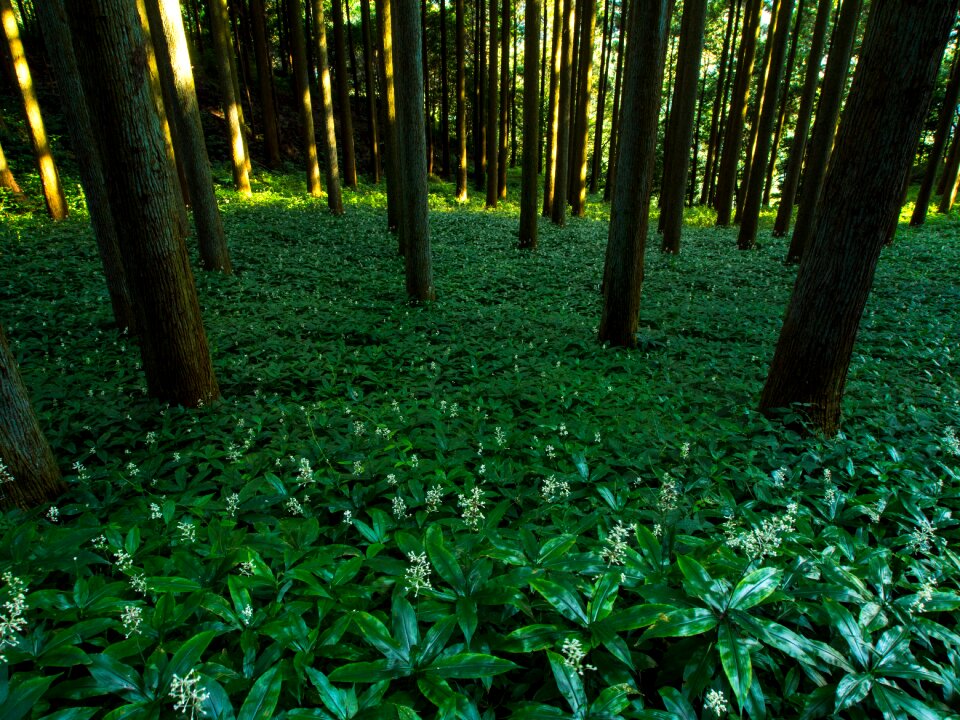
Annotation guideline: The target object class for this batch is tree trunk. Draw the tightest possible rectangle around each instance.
[313,0,344,213]
[440,0,450,177]
[1,0,67,220]
[421,0,434,175]
[912,46,960,225]
[772,0,831,236]
[599,0,667,347]
[146,0,234,272]
[332,0,358,186]
[938,125,960,213]
[210,0,252,195]
[604,0,627,201]
[0,322,65,510]
[539,0,547,173]
[67,0,221,407]
[759,0,957,435]
[285,0,322,196]
[36,0,136,330]
[700,0,739,205]
[345,0,360,92]
[689,67,706,205]
[550,0,574,225]
[713,0,763,225]
[707,0,742,206]
[221,0,252,174]
[250,0,281,167]
[497,0,510,198]
[474,0,487,190]
[569,0,596,217]
[510,7,518,168]
[785,0,860,263]
[485,0,499,207]
[0,136,26,203]
[658,0,707,252]
[542,0,562,215]
[392,0,435,300]
[455,0,468,200]
[376,0,399,229]
[519,0,542,249]
[737,0,795,250]
[359,0,380,183]
[589,0,611,195]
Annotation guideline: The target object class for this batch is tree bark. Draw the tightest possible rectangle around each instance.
[360,0,381,182]
[759,0,957,435]
[485,0,499,207]
[440,0,450,177]
[146,0,234,272]
[455,0,468,200]
[598,0,667,347]
[287,0,323,196]
[497,0,510,198]
[519,0,542,249]
[0,322,65,510]
[658,0,707,252]
[474,0,487,190]
[604,0,627,202]
[785,0,860,263]
[550,0,574,225]
[1,0,67,220]
[67,0,221,407]
[421,0,434,175]
[210,0,252,195]
[938,125,960,213]
[542,0,562,215]
[376,0,399,229]
[700,0,739,206]
[0,136,26,203]
[392,0,435,300]
[539,0,547,173]
[772,0,831,236]
[332,0,358,186]
[315,0,344,213]
[250,0,281,167]
[569,0,596,216]
[589,0,611,195]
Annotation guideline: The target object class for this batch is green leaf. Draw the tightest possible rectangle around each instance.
[658,687,696,720]
[427,653,517,679]
[352,612,405,662]
[499,624,558,653]
[425,525,466,592]
[6,674,56,720]
[161,630,217,690]
[641,607,717,640]
[606,603,674,632]
[717,623,752,709]
[392,596,420,657]
[416,615,457,665]
[306,668,349,720]
[735,614,854,672]
[822,600,869,669]
[329,659,410,682]
[728,567,780,611]
[587,573,619,623]
[538,535,578,566]
[878,686,945,720]
[145,577,201,593]
[36,710,98,720]
[834,673,872,713]
[87,655,148,703]
[676,556,714,602]
[237,667,283,720]
[529,577,589,626]
[547,651,586,716]
[590,685,631,715]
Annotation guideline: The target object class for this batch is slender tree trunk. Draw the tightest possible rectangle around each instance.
[760,0,957,435]
[539,0,548,173]
[497,0,510,198]
[589,0,611,195]
[713,0,763,225]
[210,0,252,194]
[708,0,742,205]
[604,0,627,201]
[455,0,468,200]
[222,0,252,175]
[542,0,562,215]
[700,0,739,205]
[485,0,499,207]
[689,67,706,205]
[278,0,290,74]
[1,0,67,219]
[67,0,221,407]
[231,0,257,134]
[599,0,667,347]
[912,46,960,225]
[146,0,234,272]
[421,0,434,175]
[346,0,360,92]
[313,0,344,213]
[392,0,435,300]
[332,0,358,186]
[475,0,487,190]
[250,0,281,167]
[785,0,860,263]
[658,0,707,252]
[0,137,26,203]
[376,0,399,230]
[772,0,831,236]
[360,0,381,182]
[763,0,804,206]
[550,0,574,225]
[440,0,450,177]
[511,5,518,168]
[286,0,323,196]
[938,127,960,213]
[0,322,65,510]
[519,0,542,249]
[569,0,596,216]
[937,117,959,195]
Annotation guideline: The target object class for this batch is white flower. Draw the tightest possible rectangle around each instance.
[240,605,253,625]
[114,549,134,572]
[150,503,163,520]
[907,517,938,555]
[169,668,209,719]
[545,445,556,459]
[46,506,60,523]
[285,497,304,516]
[0,461,14,485]
[772,467,789,487]
[680,442,690,459]
[178,520,196,544]
[238,561,255,576]
[297,457,313,484]
[386,473,398,486]
[560,637,596,675]
[725,504,798,560]
[145,431,157,446]
[92,535,109,551]
[404,552,432,597]
[458,486,486,531]
[353,421,366,436]
[495,427,506,447]
[225,494,240,517]
[392,495,408,519]
[601,522,632,566]
[541,475,570,502]
[130,574,147,594]
[343,510,353,524]
[944,427,960,456]
[426,485,444,513]
[0,573,28,663]
[659,474,680,512]
[410,455,419,468]
[704,689,728,716]
[121,605,143,637]
[352,460,364,476]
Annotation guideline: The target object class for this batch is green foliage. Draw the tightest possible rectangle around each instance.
[0,165,959,719]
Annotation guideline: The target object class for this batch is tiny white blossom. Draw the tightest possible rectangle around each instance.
[169,668,209,719]
[45,506,60,523]
[240,605,253,625]
[392,495,408,519]
[114,549,134,572]
[541,475,570,502]
[560,637,596,675]
[130,574,147,594]
[0,573,28,663]
[704,689,728,716]
[426,485,444,513]
[285,497,305,516]
[121,605,143,637]
[601,522,632,565]
[150,503,163,520]
[352,460,364,476]
[225,494,240,517]
[238,561,255,576]
[386,473,398,486]
[343,509,353,524]
[404,552,432,597]
[178,520,196,544]
[458,486,486,531]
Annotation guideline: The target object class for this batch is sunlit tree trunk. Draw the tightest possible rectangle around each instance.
[485,0,499,207]
[376,0,400,232]
[474,0,487,190]
[313,0,344,214]
[0,322,65,510]
[1,0,67,220]
[0,137,25,203]
[519,0,542,249]
[589,0,611,195]
[542,0,561,215]
[421,0,434,174]
[210,0,252,195]
[332,0,358,186]
[569,0,596,217]
[760,0,956,435]
[250,0,282,167]
[700,0,739,206]
[604,0,627,202]
[439,0,450,177]
[550,0,574,225]
[455,0,468,200]
[286,0,323,196]
[68,0,220,407]
[360,0,381,182]
[938,131,960,213]
[497,0,510,199]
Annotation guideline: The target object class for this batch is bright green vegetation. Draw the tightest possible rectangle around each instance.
[1,170,960,719]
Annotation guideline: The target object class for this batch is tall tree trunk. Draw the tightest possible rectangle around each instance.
[785,0,860,262]
[569,0,596,217]
[230,0,257,134]
[539,0,548,173]
[598,0,667,347]
[0,322,65,510]
[332,0,358,186]
[938,128,960,213]
[519,0,542,249]
[542,0,562,215]
[287,0,323,196]
[278,0,290,74]
[222,0,252,175]
[440,0,450,177]
[772,0,831,236]
[345,0,360,92]
[360,0,381,182]
[497,0,510,198]
[658,0,707,252]
[550,0,574,225]
[737,0,795,250]
[708,0,742,205]
[146,0,234,272]
[760,0,957,435]
[937,115,959,195]
[510,6,518,168]
[392,0,435,300]
[713,0,763,225]
[700,0,739,205]
[604,0,627,201]
[912,46,960,225]
[689,67,706,205]
[421,0,434,174]
[589,0,611,195]
[313,0,344,213]
[210,0,252,195]
[67,0,221,407]
[455,0,468,200]
[1,0,67,220]
[376,0,399,230]
[250,0,281,167]
[485,0,499,207]
[0,137,26,203]
[475,0,487,190]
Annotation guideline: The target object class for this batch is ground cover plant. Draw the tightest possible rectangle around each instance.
[1,168,960,719]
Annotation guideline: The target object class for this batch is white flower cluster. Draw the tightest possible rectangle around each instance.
[169,668,209,719]
[404,552,432,597]
[659,474,680,513]
[601,522,632,566]
[46,506,60,523]
[0,460,13,485]
[704,688,728,716]
[726,504,798,560]
[541,475,570,503]
[392,496,408,519]
[458,486,486,531]
[178,521,196,544]
[0,572,27,663]
[912,577,937,613]
[121,605,143,637]
[944,427,960,456]
[425,485,444,513]
[560,637,596,675]
[285,497,304,517]
[907,518,938,555]
[225,493,240,517]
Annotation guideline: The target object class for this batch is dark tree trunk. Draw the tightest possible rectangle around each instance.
[937,115,959,195]
[497,0,510,198]
[542,0,562,215]
[376,0,399,229]
[485,0,499,206]
[604,0,627,201]
[519,0,542,249]
[230,0,256,133]
[250,0,281,167]
[658,0,708,252]
[36,0,136,330]
[345,0,360,92]
[475,0,487,190]
[700,0,739,205]
[67,0,221,407]
[737,0,795,250]
[707,0,742,205]
[550,0,574,225]
[590,0,611,195]
[0,138,26,203]
[313,0,344,214]
[539,0,547,173]
[440,0,450,177]
[599,0,667,347]
[455,0,467,199]
[0,323,65,510]
[569,0,596,216]
[772,0,831,236]
[713,0,763,225]
[689,67,706,206]
[287,0,323,196]
[210,0,252,194]
[760,0,957,435]
[938,126,960,213]
[785,0,860,263]
[392,0,435,300]
[361,0,382,182]
[332,0,358,186]
[510,6,518,168]
[422,0,434,175]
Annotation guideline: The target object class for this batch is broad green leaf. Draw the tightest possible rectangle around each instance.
[237,667,283,720]
[822,600,870,669]
[352,612,404,662]
[676,556,714,602]
[658,687,696,720]
[425,525,466,591]
[590,685,631,714]
[416,615,457,665]
[86,655,148,703]
[835,673,872,713]
[728,567,780,611]
[605,603,674,632]
[538,535,578,566]
[306,668,349,720]
[529,577,589,626]
[641,607,717,640]
[587,573,619,623]
[547,651,586,717]
[427,653,517,679]
[717,623,752,708]
[392,596,420,656]
[879,686,946,720]
[329,659,410,682]
[507,704,569,719]
[161,630,217,690]
[735,613,854,672]
[6,674,56,720]
[37,710,98,720]
[499,624,558,653]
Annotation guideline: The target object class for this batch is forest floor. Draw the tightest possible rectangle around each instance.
[1,165,960,719]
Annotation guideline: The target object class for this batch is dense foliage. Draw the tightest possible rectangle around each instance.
[1,170,960,719]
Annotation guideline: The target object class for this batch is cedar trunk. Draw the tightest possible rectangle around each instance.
[210,0,252,194]
[361,0,382,182]
[332,0,358,186]
[250,0,282,167]
[700,0,739,205]
[440,0,450,177]
[314,0,344,214]
[550,0,574,225]
[455,0,468,200]
[485,0,499,207]
[569,0,596,217]
[589,0,611,195]
[475,0,487,190]
[519,0,542,249]
[542,0,562,215]
[604,0,627,201]
[376,0,400,230]
[498,0,510,199]
[288,0,323,196]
